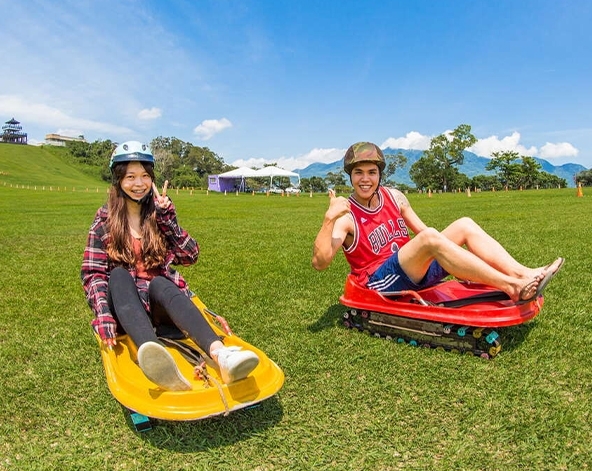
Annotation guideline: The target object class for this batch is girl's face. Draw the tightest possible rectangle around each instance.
[119,161,153,201]
[350,162,380,201]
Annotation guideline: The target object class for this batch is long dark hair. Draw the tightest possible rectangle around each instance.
[105,162,167,269]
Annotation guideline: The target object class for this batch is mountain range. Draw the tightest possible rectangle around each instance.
[294,148,587,188]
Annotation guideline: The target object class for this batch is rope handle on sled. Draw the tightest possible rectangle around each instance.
[158,337,231,416]
[378,290,431,306]
[204,308,233,336]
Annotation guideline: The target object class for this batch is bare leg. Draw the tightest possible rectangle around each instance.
[398,227,542,302]
[441,217,543,279]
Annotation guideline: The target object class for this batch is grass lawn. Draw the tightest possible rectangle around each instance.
[0,148,591,470]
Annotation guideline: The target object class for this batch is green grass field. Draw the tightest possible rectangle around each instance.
[0,144,591,470]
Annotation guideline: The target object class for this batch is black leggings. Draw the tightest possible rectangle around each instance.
[107,267,220,353]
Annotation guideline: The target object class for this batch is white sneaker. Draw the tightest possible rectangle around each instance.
[137,341,191,391]
[213,346,259,384]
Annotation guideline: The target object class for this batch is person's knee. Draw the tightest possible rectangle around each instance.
[458,216,477,227]
[415,227,444,248]
[110,266,132,284]
[149,276,173,292]
[149,276,182,299]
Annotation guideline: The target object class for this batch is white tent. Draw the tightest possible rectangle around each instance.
[217,166,260,191]
[218,166,260,178]
[254,166,300,188]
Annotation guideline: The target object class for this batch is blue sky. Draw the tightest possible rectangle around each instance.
[1,0,590,170]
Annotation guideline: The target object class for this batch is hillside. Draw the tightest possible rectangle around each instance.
[295,148,587,188]
[0,143,105,189]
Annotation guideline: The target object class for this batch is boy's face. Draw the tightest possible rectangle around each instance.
[350,162,380,199]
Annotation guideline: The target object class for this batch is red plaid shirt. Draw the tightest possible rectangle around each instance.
[81,202,199,340]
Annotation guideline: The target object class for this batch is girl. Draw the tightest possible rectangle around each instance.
[81,141,259,390]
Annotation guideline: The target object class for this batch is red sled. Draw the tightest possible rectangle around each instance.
[339,274,543,359]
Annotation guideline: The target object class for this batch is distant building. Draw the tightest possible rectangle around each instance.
[44,133,87,146]
[1,118,28,144]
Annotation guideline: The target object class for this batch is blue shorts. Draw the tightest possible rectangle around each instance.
[367,252,448,292]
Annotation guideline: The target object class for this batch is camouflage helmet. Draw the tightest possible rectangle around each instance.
[343,142,385,175]
[109,141,154,170]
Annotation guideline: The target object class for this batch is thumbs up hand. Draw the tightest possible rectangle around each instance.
[325,188,350,220]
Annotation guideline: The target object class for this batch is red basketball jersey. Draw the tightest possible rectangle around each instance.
[343,187,410,285]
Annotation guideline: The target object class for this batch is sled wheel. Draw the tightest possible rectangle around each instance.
[385,335,393,341]
[457,327,468,337]
[485,330,500,345]
[397,338,405,344]
[443,325,453,334]
[373,332,381,338]
[480,352,490,359]
[130,412,152,432]
[421,343,431,349]
[436,346,445,352]
[489,345,502,357]
[472,328,483,339]
[409,340,418,346]
[450,348,459,355]
[343,320,353,329]
[361,311,370,319]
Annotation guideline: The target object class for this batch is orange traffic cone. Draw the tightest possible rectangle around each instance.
[577,182,583,197]
[428,189,432,198]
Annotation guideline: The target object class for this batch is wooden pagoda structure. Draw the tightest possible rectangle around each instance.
[1,118,28,144]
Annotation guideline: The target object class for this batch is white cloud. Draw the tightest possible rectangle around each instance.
[0,94,133,136]
[55,128,84,138]
[381,131,431,150]
[469,131,537,157]
[228,130,583,171]
[380,130,578,161]
[193,118,232,140]
[231,147,345,171]
[138,107,162,120]
[539,142,579,159]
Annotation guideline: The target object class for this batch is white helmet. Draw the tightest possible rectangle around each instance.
[109,141,154,169]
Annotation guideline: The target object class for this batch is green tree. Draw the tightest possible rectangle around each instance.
[536,172,567,189]
[471,174,502,191]
[66,138,115,181]
[383,152,408,187]
[450,171,471,191]
[186,146,227,179]
[409,155,442,191]
[519,156,542,189]
[421,124,477,191]
[301,176,327,193]
[485,151,521,189]
[325,171,346,188]
[575,169,592,186]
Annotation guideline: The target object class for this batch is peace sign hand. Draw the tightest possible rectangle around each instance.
[152,180,171,210]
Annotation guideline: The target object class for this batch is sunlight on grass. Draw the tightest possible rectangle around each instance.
[1,154,591,470]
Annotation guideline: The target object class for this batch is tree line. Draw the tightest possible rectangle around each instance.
[61,125,577,193]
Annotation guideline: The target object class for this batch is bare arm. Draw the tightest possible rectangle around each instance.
[312,190,352,271]
[388,188,428,235]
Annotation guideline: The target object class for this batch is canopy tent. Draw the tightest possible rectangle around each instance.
[254,166,300,188]
[217,166,260,191]
[218,166,260,178]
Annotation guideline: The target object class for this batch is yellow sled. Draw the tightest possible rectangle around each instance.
[96,296,284,424]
